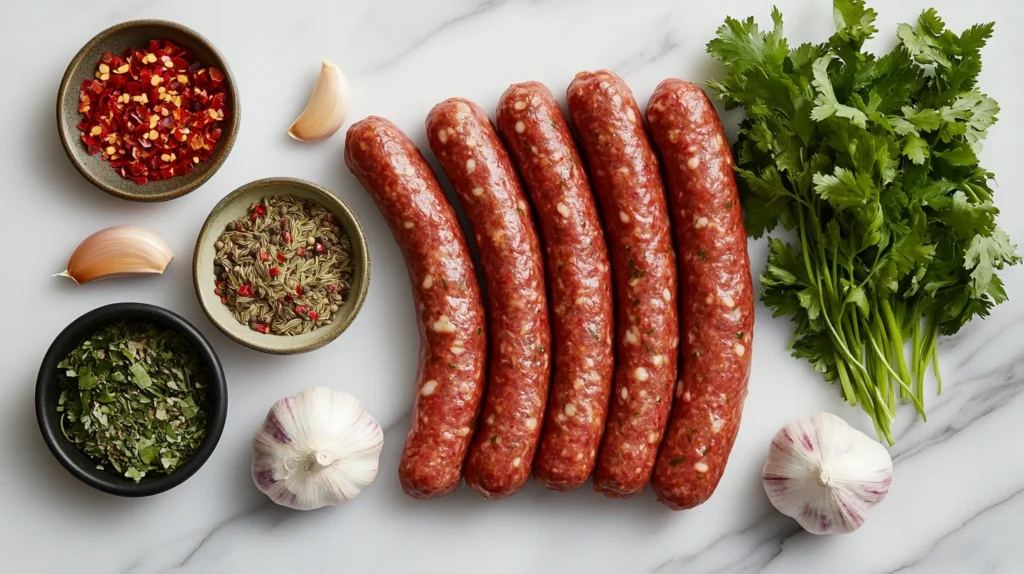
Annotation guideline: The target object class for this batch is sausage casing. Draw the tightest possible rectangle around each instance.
[426,99,552,500]
[345,117,487,498]
[496,82,615,491]
[646,79,754,510]
[567,71,679,498]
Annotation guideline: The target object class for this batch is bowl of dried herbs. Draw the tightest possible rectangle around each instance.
[192,177,370,354]
[35,302,227,496]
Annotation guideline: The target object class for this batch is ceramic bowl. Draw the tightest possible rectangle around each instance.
[56,20,240,202]
[35,302,228,497]
[193,177,370,354]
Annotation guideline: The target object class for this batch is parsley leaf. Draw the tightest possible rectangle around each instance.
[707,0,1016,444]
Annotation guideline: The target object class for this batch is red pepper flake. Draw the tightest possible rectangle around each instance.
[295,285,303,296]
[297,246,306,257]
[259,250,269,262]
[268,267,280,277]
[76,40,229,184]
[253,323,270,334]
[308,311,319,321]
[238,284,254,297]
[251,205,267,220]
[276,252,287,263]
[295,305,309,315]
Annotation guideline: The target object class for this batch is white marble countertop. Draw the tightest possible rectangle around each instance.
[3,0,1023,572]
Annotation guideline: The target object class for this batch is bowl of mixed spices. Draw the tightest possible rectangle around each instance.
[56,20,239,202]
[193,178,370,354]
[35,303,228,496]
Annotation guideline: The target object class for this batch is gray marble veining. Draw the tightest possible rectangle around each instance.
[2,0,1022,572]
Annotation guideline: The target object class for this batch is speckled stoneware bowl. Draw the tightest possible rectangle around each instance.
[193,178,370,354]
[56,20,240,202]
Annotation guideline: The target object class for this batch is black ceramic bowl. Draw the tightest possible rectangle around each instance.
[35,303,227,496]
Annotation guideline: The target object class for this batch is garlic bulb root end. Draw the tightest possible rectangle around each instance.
[762,412,893,535]
[252,386,383,511]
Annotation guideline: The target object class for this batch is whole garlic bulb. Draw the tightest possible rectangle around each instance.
[762,412,892,535]
[252,387,384,510]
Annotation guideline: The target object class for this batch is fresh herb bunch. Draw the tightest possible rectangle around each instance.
[706,0,1019,443]
[57,321,209,482]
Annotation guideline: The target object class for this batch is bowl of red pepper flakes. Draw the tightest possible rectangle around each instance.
[57,20,239,202]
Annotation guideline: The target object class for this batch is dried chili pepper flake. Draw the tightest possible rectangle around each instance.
[253,323,270,334]
[295,285,303,296]
[295,305,309,315]
[209,68,225,82]
[259,250,269,262]
[238,284,254,298]
[268,267,280,278]
[297,246,306,257]
[76,39,228,185]
[276,252,287,263]
[308,312,319,321]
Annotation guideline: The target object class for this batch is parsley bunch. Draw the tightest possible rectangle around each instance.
[707,0,1019,443]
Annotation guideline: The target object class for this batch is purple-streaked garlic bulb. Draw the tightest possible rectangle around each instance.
[762,412,893,534]
[252,387,383,510]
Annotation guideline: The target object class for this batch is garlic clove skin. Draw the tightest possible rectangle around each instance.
[762,412,893,535]
[287,60,351,142]
[252,387,383,510]
[56,225,174,284]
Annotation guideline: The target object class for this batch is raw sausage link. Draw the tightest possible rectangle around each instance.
[496,82,614,491]
[646,79,754,510]
[345,117,487,499]
[566,71,679,498]
[426,99,552,500]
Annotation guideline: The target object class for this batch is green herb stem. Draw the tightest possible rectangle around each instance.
[708,0,1018,442]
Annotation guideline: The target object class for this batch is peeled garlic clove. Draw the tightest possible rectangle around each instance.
[762,412,893,535]
[57,225,174,284]
[287,60,351,142]
[252,387,383,510]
